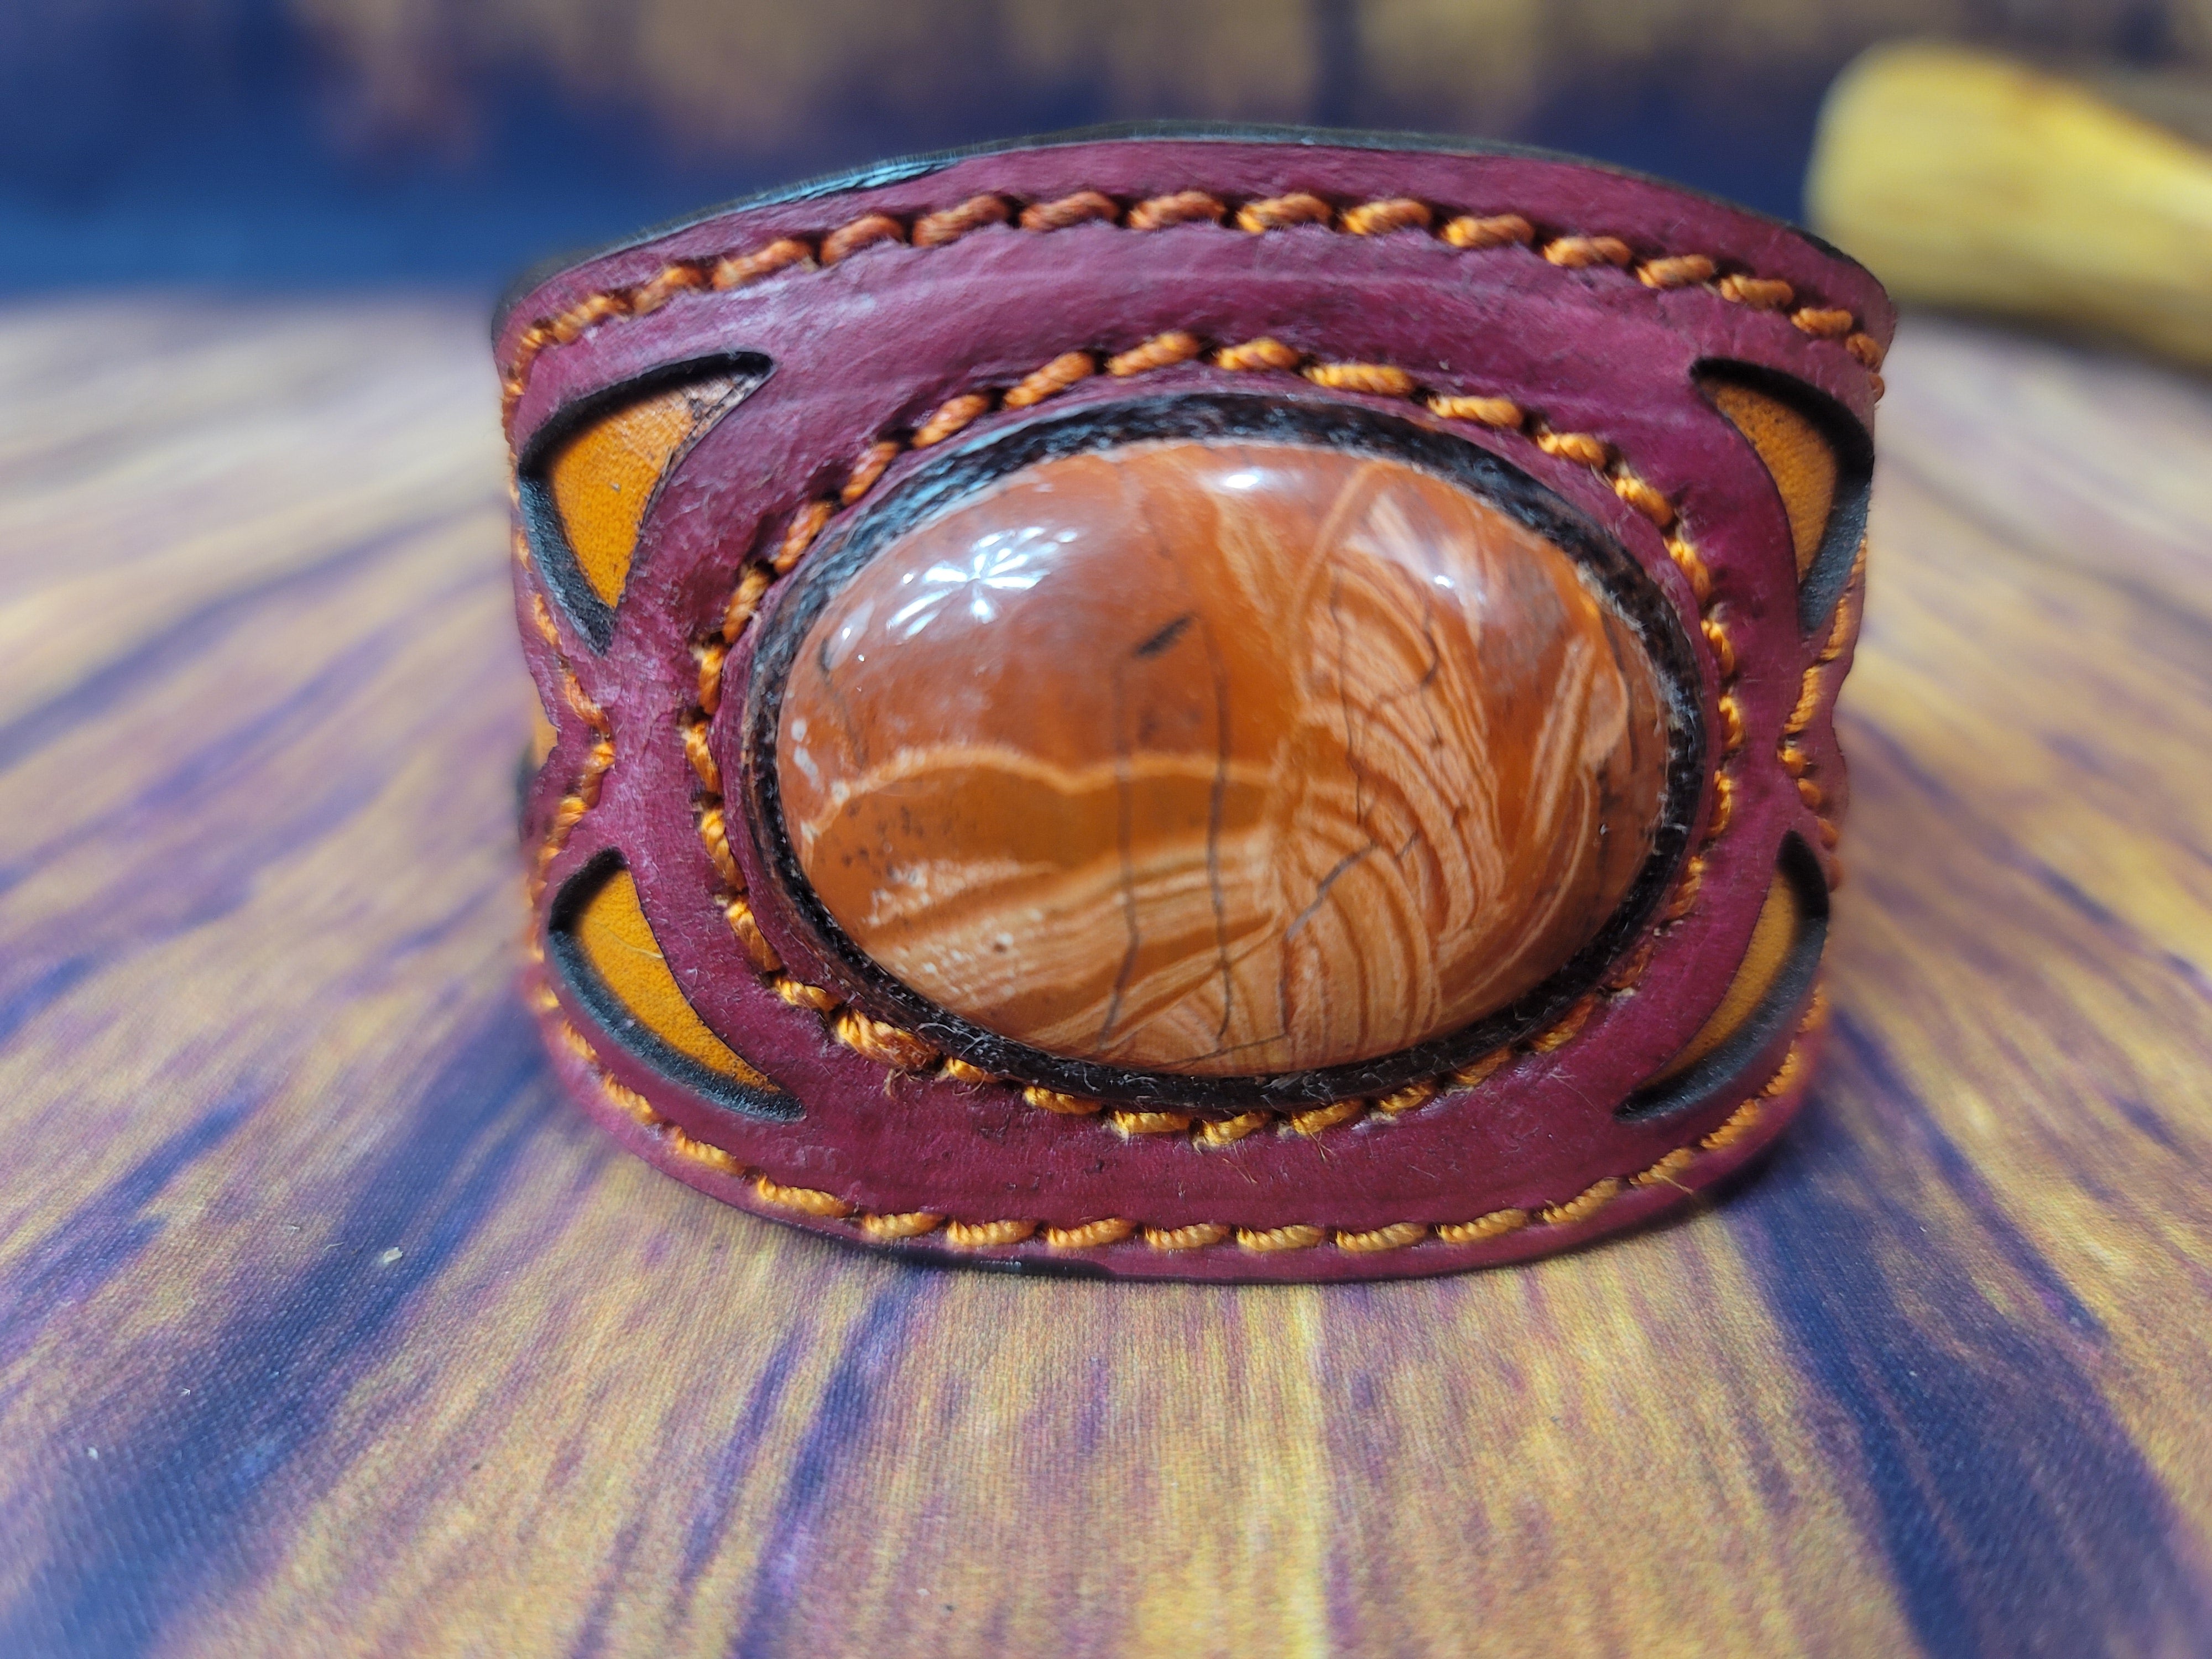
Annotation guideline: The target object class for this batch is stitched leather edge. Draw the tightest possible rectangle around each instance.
[498,187,1887,429]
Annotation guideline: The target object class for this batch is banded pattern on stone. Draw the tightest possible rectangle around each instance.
[776,439,1671,1076]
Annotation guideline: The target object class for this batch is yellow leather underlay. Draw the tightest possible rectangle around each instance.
[1705,380,1838,580]
[546,375,746,607]
[527,700,558,769]
[573,867,774,1087]
[1648,868,1799,1083]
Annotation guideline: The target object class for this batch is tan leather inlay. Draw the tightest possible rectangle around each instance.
[1648,868,1799,1083]
[1705,379,1838,580]
[778,439,1672,1077]
[527,698,558,769]
[545,374,748,607]
[573,866,774,1087]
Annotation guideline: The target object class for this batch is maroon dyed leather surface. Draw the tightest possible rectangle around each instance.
[545,1012,1825,1282]
[502,134,1887,1277]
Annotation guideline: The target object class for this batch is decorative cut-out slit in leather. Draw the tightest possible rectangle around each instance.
[520,356,768,649]
[1697,363,1872,633]
[548,852,801,1120]
[1619,832,1828,1121]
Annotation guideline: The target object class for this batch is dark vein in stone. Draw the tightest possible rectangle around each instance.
[1133,612,1193,658]
[1164,1025,1298,1066]
[1095,896,1283,1064]
[1282,842,1378,946]
[1202,619,1235,1042]
[1412,593,1447,748]
[1099,472,1187,1047]
[1098,655,1142,1047]
[1327,566,1369,827]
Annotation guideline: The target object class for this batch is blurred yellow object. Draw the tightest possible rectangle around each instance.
[1808,43,2212,365]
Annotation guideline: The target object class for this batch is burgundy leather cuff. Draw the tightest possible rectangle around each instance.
[500,126,1888,1281]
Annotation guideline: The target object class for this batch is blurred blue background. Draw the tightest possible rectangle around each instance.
[3,0,2204,297]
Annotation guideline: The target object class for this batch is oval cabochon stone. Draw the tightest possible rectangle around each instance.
[775,438,1671,1078]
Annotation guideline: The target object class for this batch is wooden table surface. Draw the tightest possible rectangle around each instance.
[0,296,2206,1658]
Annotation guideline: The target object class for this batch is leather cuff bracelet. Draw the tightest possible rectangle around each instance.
[500,125,1888,1282]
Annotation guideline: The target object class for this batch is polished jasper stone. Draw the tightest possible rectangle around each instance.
[776,440,1671,1077]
